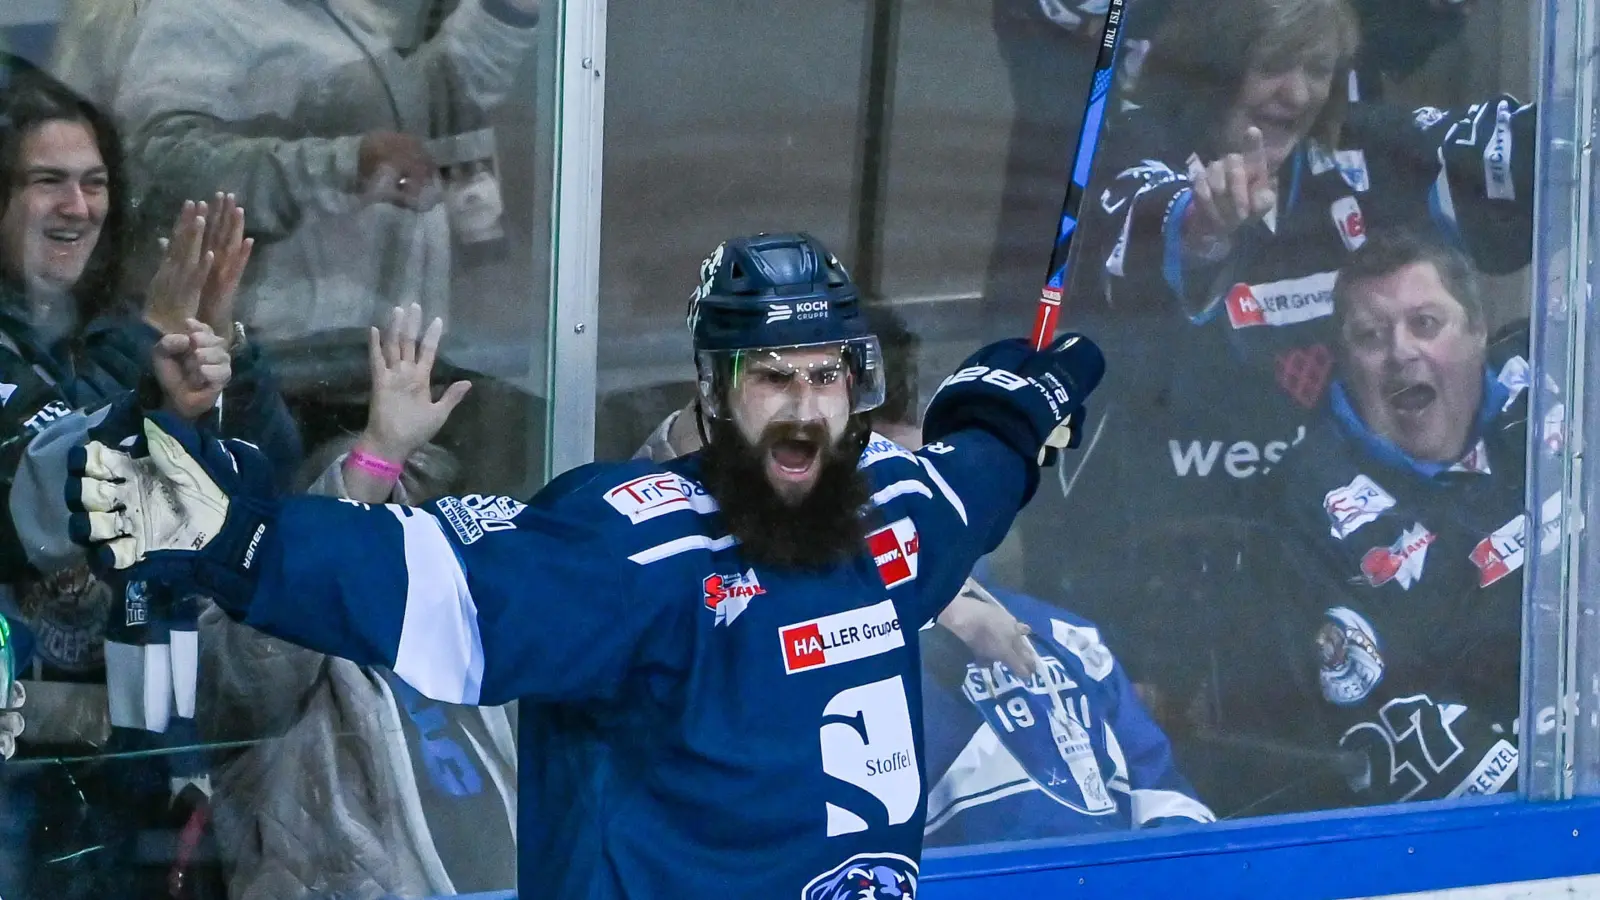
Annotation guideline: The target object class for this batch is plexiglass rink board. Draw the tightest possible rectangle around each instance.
[1559,0,1600,801]
[594,0,1553,861]
[989,0,1545,843]
[1522,0,1589,803]
[0,1,561,896]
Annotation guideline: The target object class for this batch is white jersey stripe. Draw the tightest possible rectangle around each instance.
[171,628,198,719]
[1130,789,1217,826]
[919,456,969,525]
[104,640,172,733]
[628,533,740,565]
[390,506,486,705]
[872,480,934,507]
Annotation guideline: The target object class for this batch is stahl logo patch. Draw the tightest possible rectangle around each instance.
[781,600,905,674]
[604,473,717,524]
[702,569,765,626]
[1359,523,1436,590]
[866,519,920,589]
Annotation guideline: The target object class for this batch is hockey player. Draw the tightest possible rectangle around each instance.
[1275,229,1543,805]
[64,232,1104,898]
[625,296,1206,844]
[921,572,1213,845]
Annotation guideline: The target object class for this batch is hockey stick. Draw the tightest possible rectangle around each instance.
[1029,0,1129,350]
[1191,726,1368,780]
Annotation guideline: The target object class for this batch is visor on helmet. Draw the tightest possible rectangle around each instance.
[696,336,886,424]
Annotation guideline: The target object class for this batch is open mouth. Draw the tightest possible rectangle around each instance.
[769,437,821,481]
[1257,114,1301,130]
[1386,382,1437,414]
[44,227,91,250]
[1251,115,1305,146]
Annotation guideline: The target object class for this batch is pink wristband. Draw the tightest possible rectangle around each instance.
[348,448,404,482]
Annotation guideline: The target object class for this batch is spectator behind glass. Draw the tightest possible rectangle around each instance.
[0,64,299,899]
[108,0,541,348]
[47,0,147,124]
[199,304,513,899]
[1017,0,1534,816]
[1115,0,1478,108]
[1274,229,1537,806]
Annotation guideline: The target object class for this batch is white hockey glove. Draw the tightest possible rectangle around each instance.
[0,680,22,760]
[67,401,280,613]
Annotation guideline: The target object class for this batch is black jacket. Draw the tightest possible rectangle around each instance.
[1274,323,1538,804]
[0,288,303,585]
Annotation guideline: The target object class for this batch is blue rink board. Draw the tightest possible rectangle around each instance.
[435,799,1600,899]
[920,796,1600,899]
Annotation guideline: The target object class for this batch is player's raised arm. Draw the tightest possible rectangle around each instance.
[883,334,1104,624]
[65,399,675,707]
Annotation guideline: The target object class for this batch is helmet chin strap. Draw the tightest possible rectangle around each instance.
[842,411,874,460]
[693,395,712,450]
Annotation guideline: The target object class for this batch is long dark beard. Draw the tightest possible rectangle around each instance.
[700,416,872,571]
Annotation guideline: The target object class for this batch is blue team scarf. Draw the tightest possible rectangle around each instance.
[1328,365,1509,480]
[385,672,486,798]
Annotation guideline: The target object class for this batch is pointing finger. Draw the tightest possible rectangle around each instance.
[1224,154,1251,224]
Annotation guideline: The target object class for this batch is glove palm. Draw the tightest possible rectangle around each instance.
[67,403,278,610]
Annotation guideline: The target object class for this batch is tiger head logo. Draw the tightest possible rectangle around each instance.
[802,853,917,900]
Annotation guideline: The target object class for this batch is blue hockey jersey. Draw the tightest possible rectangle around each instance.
[225,429,1029,900]
[921,586,1213,846]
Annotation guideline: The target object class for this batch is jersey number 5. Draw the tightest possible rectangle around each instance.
[820,676,922,837]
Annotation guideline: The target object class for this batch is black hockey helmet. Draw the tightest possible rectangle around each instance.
[687,233,885,420]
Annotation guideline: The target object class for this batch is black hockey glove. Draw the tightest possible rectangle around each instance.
[65,395,280,616]
[923,333,1105,468]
